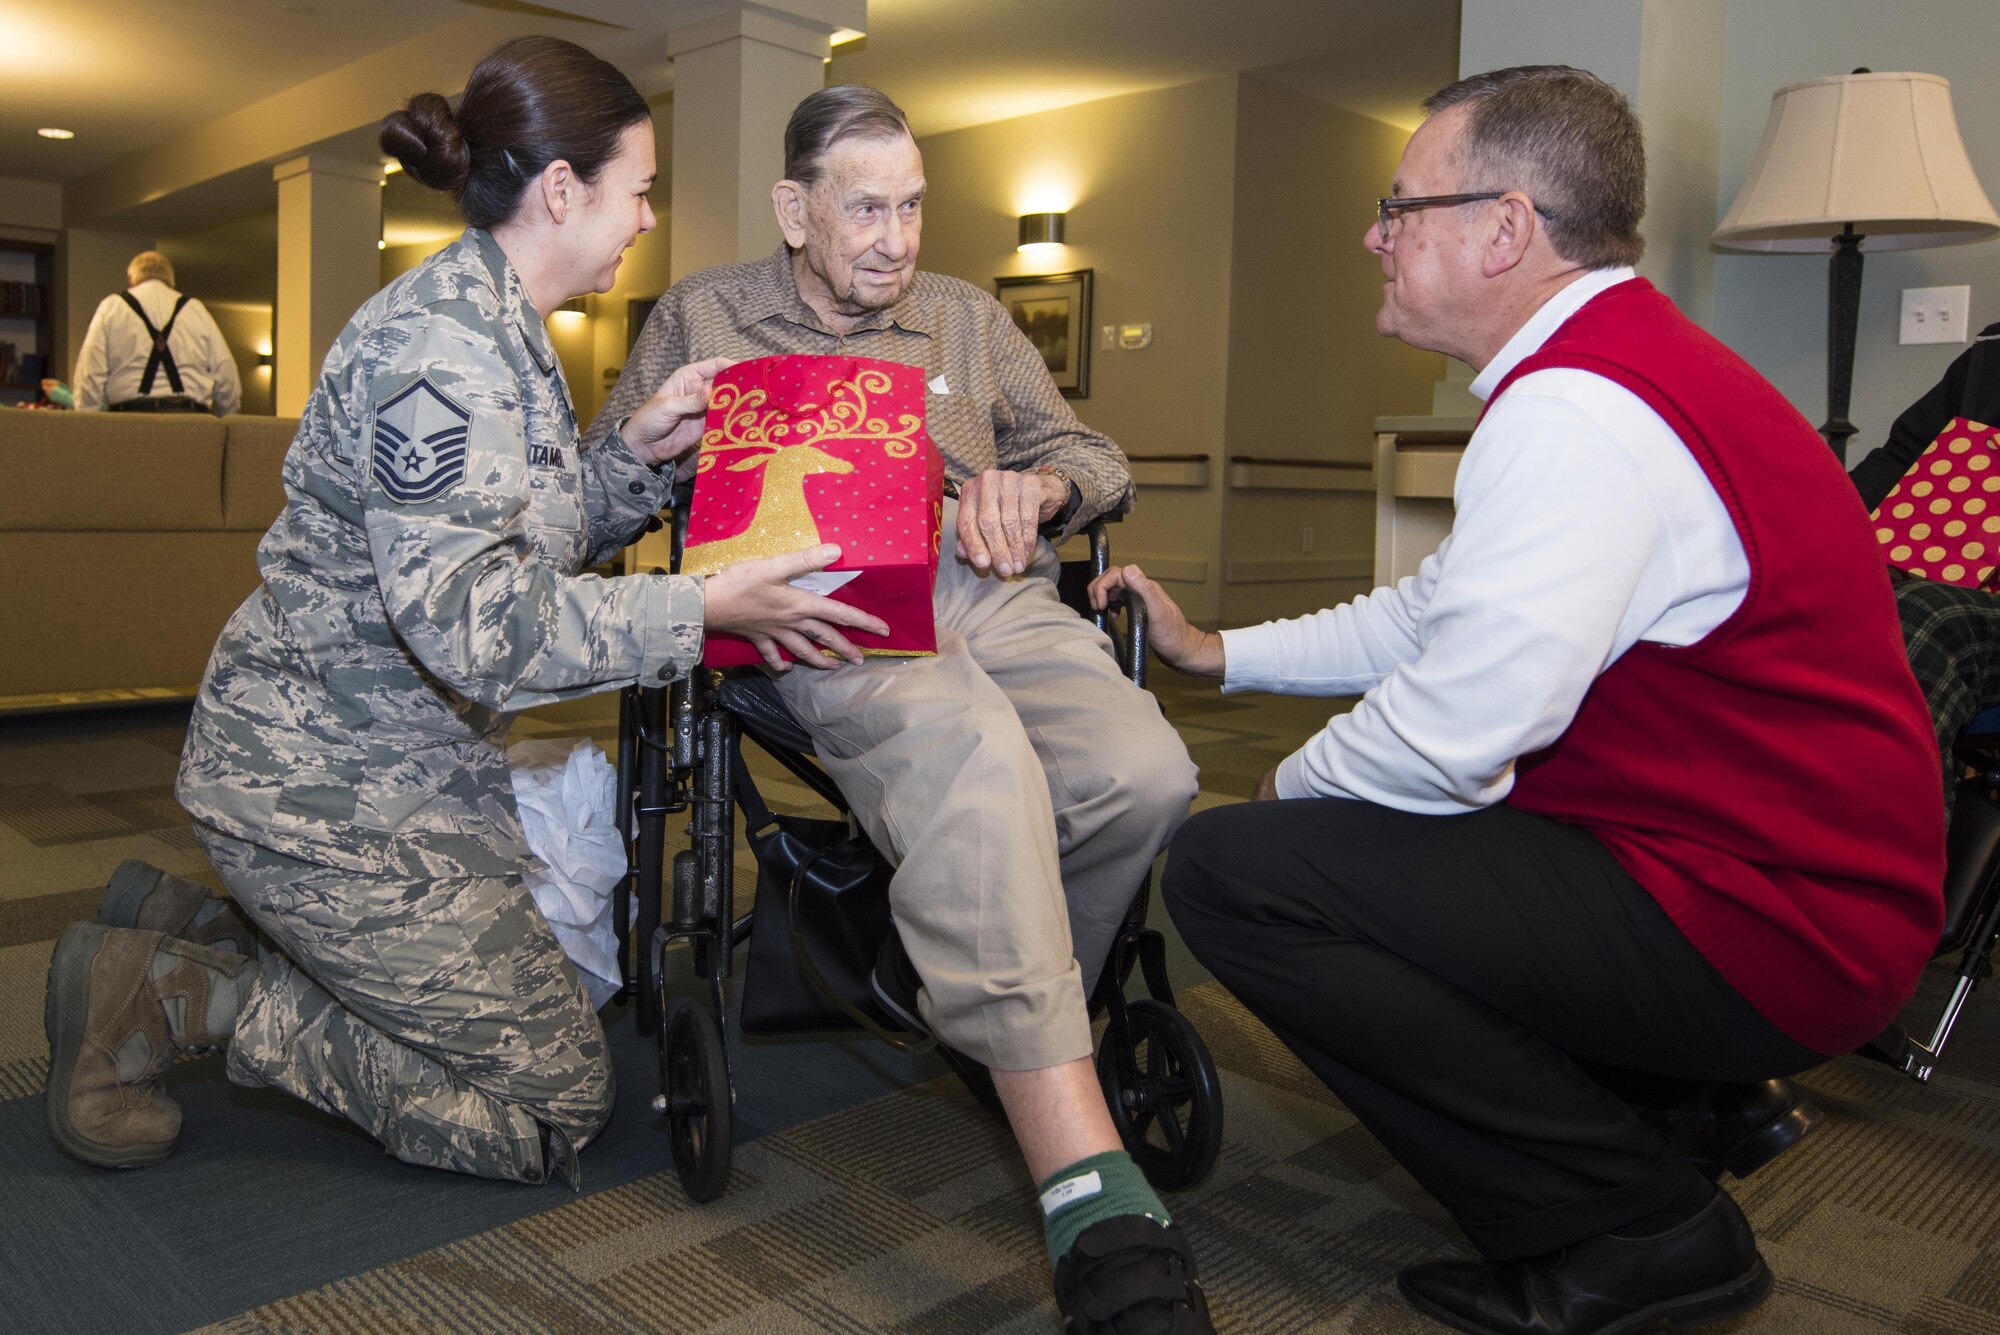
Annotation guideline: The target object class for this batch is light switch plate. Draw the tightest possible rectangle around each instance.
[1100,324,1117,351]
[1901,285,1971,345]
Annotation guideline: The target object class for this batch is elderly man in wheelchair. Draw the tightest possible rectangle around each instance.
[592,79,1212,1335]
[613,472,1215,1335]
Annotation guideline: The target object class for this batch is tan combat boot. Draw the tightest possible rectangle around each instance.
[44,922,255,1168]
[96,859,261,957]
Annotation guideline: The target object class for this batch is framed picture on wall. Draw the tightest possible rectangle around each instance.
[994,269,1092,398]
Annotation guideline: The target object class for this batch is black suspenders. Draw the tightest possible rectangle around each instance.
[116,291,191,395]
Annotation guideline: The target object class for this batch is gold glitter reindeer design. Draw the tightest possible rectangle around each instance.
[683,368,925,575]
[681,442,857,574]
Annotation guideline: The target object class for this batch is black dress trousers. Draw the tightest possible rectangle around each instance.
[1162,797,1825,1261]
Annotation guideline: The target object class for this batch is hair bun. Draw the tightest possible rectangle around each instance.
[380,92,470,193]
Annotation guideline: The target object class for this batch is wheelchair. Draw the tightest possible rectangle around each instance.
[608,487,1225,1203]
[1863,707,2000,1083]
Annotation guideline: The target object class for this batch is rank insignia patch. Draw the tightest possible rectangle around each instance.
[372,378,471,503]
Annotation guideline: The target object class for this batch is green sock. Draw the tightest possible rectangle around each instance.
[1036,1149,1169,1265]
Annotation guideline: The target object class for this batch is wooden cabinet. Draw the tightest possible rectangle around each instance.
[1372,419,1473,588]
[0,240,56,405]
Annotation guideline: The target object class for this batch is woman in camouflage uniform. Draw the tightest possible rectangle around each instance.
[44,36,884,1185]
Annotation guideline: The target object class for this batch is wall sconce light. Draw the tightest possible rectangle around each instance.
[552,297,589,323]
[256,352,273,369]
[1017,212,1066,251]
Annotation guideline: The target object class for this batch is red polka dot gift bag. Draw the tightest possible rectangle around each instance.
[681,354,946,667]
[1870,417,2000,589]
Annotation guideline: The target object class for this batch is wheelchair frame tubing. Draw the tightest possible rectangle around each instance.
[683,702,737,994]
[1908,907,2000,1082]
[656,683,744,1031]
[632,683,674,1037]
[613,687,638,998]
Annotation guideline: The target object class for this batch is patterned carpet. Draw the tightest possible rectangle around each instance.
[3,677,2000,1332]
[190,977,2000,1335]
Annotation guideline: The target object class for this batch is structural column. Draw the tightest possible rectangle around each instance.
[272,155,381,415]
[667,2,864,282]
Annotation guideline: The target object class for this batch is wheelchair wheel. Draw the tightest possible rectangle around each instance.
[662,1002,733,1202]
[1096,998,1223,1191]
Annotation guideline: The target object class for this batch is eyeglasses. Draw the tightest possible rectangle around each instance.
[1375,192,1550,237]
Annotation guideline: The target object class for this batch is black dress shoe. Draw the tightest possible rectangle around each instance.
[1397,1190,1771,1335]
[1638,1079,1822,1181]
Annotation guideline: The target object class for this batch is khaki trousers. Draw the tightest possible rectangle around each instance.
[775,503,1198,1070]
[196,826,612,1184]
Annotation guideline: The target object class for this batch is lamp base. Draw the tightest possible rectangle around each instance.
[1819,416,1858,459]
[1821,226,1863,462]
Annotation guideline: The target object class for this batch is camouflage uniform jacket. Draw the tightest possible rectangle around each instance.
[177,228,703,876]
[583,245,1134,542]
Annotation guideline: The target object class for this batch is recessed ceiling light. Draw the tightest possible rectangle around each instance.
[36,128,74,140]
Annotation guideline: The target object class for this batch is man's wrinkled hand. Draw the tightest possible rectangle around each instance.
[955,468,1066,577]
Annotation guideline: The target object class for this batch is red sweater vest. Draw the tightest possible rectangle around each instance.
[1496,278,1944,1056]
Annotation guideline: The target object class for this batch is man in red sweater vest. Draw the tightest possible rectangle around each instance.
[1093,66,1943,1335]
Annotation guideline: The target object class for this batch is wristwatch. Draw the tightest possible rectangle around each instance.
[1031,464,1082,531]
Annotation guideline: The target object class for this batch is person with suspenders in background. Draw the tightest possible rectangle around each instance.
[74,250,241,415]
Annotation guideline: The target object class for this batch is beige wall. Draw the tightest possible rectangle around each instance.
[206,302,276,416]
[0,176,62,232]
[914,77,1243,622]
[1220,77,1443,625]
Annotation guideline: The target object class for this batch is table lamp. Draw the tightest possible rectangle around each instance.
[1713,70,1998,458]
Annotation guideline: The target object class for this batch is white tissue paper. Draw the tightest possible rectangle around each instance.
[508,738,629,1009]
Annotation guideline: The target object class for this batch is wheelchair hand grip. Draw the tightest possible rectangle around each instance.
[1125,597,1149,689]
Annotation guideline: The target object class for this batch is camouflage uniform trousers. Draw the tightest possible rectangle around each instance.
[194,824,613,1183]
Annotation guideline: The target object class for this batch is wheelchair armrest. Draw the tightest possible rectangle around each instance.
[716,672,817,756]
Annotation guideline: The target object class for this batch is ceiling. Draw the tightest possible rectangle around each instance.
[0,0,476,182]
[2,0,1458,304]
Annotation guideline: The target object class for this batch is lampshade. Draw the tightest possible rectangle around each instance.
[1714,71,1999,252]
[1017,212,1066,249]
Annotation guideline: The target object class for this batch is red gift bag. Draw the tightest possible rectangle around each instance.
[681,355,945,667]
[1870,416,2000,588]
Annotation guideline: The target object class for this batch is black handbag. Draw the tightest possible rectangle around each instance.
[732,747,914,1043]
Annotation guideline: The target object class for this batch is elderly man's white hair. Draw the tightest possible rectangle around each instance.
[126,251,175,288]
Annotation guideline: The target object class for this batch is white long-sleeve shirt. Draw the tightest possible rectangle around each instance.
[1220,267,1750,811]
[74,280,241,415]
